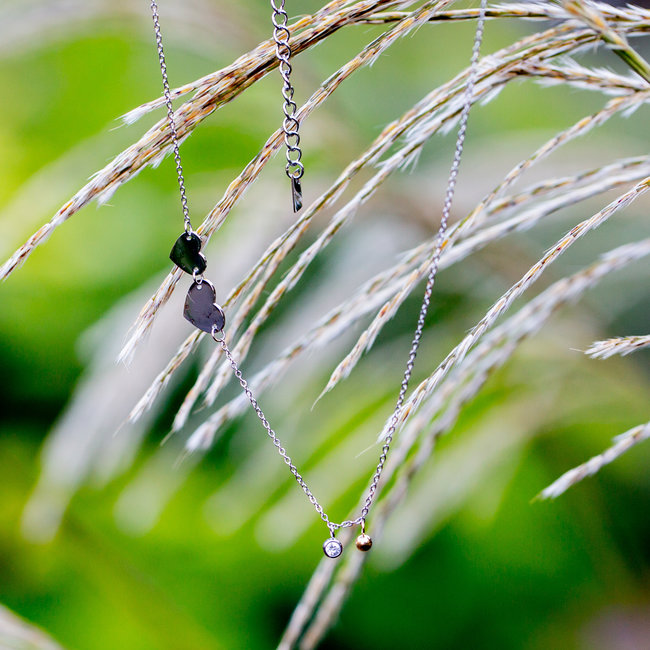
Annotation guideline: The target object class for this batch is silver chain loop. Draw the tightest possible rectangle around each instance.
[150,0,194,235]
[271,0,305,181]
[217,0,488,535]
[150,0,488,539]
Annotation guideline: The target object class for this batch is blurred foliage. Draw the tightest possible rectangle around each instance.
[0,1,649,649]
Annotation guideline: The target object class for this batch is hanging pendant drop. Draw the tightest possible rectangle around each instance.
[322,537,343,559]
[355,533,372,552]
[291,176,303,213]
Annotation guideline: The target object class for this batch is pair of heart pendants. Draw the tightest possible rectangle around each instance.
[170,232,225,334]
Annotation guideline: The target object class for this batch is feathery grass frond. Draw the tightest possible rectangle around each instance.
[586,334,650,359]
[5,3,650,647]
[320,101,650,399]
[124,1,466,408]
[187,70,650,415]
[539,421,650,499]
[184,159,650,448]
[365,2,650,27]
[0,0,414,285]
[3,1,648,293]
[120,0,421,124]
[557,0,650,82]
[200,236,650,626]
[378,178,650,440]
[117,0,461,363]
[118,11,650,364]
[133,148,649,446]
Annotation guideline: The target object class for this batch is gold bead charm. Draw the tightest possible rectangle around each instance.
[355,533,373,552]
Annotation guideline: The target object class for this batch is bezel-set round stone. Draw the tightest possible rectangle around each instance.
[322,538,343,559]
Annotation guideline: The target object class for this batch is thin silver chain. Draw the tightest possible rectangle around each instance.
[215,1,487,535]
[214,333,339,532]
[361,0,488,521]
[150,0,487,538]
[271,0,304,180]
[150,0,193,235]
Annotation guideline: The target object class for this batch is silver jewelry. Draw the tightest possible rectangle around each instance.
[150,0,488,558]
[323,537,343,559]
[271,0,304,212]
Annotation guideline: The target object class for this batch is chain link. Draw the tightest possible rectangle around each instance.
[271,0,304,181]
[150,0,193,234]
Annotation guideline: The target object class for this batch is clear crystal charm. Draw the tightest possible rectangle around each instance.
[322,537,343,559]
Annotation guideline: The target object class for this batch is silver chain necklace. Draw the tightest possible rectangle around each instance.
[150,0,487,558]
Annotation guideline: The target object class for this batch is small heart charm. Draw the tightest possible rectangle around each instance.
[183,280,225,334]
[170,232,207,275]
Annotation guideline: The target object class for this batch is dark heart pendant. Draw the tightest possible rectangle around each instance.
[183,280,225,334]
[170,232,207,275]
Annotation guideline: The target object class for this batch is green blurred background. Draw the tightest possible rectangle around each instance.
[0,1,649,648]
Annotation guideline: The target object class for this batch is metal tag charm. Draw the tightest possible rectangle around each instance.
[291,176,303,213]
[170,232,207,275]
[183,280,225,334]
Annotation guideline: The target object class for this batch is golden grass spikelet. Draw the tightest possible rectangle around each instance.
[118,0,457,362]
[320,105,650,401]
[93,13,650,367]
[557,0,650,82]
[195,70,650,409]
[1,0,415,286]
[2,1,648,291]
[586,334,650,359]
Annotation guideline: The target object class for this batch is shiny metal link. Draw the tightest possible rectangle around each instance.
[150,0,193,234]
[271,0,304,180]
